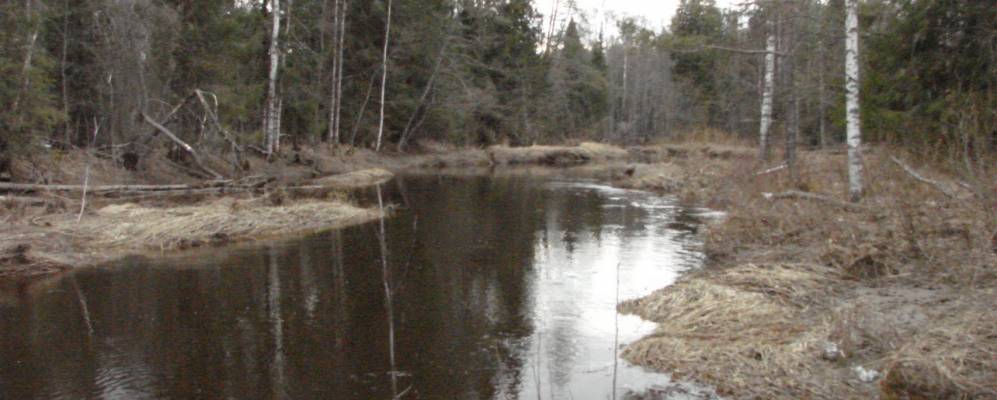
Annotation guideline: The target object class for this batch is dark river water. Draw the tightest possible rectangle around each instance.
[0,174,719,400]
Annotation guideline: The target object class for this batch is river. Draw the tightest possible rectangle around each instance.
[1,174,719,399]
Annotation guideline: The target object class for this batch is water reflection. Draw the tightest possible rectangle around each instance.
[0,175,710,399]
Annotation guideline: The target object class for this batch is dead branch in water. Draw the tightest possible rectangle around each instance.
[764,190,872,212]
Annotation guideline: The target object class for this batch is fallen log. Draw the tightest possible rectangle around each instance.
[889,155,958,199]
[141,113,224,180]
[763,190,872,212]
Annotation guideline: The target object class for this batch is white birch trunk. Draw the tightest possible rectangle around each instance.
[327,0,348,144]
[326,0,340,143]
[263,0,282,158]
[334,0,348,143]
[375,0,392,152]
[845,0,863,201]
[759,32,776,161]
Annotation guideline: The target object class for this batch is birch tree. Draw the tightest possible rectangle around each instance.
[844,0,863,201]
[758,30,776,161]
[374,0,392,152]
[326,0,348,143]
[263,0,283,158]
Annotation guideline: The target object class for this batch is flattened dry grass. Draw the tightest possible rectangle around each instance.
[617,141,996,399]
[55,198,382,252]
[488,142,629,166]
[620,263,863,399]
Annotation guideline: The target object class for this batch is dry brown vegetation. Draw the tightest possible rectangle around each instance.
[615,141,996,400]
[0,141,634,278]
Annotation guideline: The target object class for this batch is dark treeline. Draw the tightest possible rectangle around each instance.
[0,0,993,168]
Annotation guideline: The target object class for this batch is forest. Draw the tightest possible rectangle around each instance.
[1,0,992,168]
[0,1,995,399]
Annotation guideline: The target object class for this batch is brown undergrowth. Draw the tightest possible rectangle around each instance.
[615,142,996,399]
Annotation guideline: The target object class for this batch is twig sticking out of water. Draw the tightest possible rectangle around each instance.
[612,260,621,400]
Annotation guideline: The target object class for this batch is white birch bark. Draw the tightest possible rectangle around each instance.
[263,0,282,158]
[375,0,392,152]
[326,0,340,143]
[335,1,348,142]
[845,0,863,201]
[759,32,776,161]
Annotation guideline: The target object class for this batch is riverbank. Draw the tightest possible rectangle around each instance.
[613,143,996,399]
[0,141,631,278]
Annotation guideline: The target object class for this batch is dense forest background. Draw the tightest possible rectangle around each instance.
[0,0,993,168]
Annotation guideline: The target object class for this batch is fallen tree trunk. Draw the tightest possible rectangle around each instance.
[141,113,224,180]
[763,190,872,212]
[0,176,272,194]
[889,155,958,199]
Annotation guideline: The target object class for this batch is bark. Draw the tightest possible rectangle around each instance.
[334,0,349,143]
[141,113,224,180]
[764,190,872,212]
[890,155,958,199]
[325,0,339,143]
[845,0,864,201]
[61,0,71,144]
[195,90,245,170]
[263,0,283,158]
[759,32,776,161]
[350,70,380,146]
[397,37,449,151]
[375,0,393,152]
[12,0,40,116]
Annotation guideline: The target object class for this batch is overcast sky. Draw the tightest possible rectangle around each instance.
[534,0,741,39]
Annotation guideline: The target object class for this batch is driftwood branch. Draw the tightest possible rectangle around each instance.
[889,155,957,199]
[763,190,871,212]
[141,113,224,180]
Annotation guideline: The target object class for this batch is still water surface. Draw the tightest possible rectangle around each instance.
[1,175,715,399]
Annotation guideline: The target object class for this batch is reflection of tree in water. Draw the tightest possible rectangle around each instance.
[385,176,544,398]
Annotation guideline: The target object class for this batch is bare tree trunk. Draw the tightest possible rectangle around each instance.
[759,31,776,161]
[350,70,379,146]
[375,0,393,152]
[845,0,863,201]
[12,0,40,116]
[619,42,628,137]
[326,0,340,143]
[333,0,349,143]
[263,0,283,159]
[398,37,449,151]
[61,0,71,144]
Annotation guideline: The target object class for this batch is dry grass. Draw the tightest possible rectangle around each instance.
[488,142,629,166]
[308,168,393,189]
[616,141,996,399]
[53,197,382,253]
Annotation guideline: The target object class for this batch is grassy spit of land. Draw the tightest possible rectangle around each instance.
[0,141,630,279]
[613,139,995,400]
